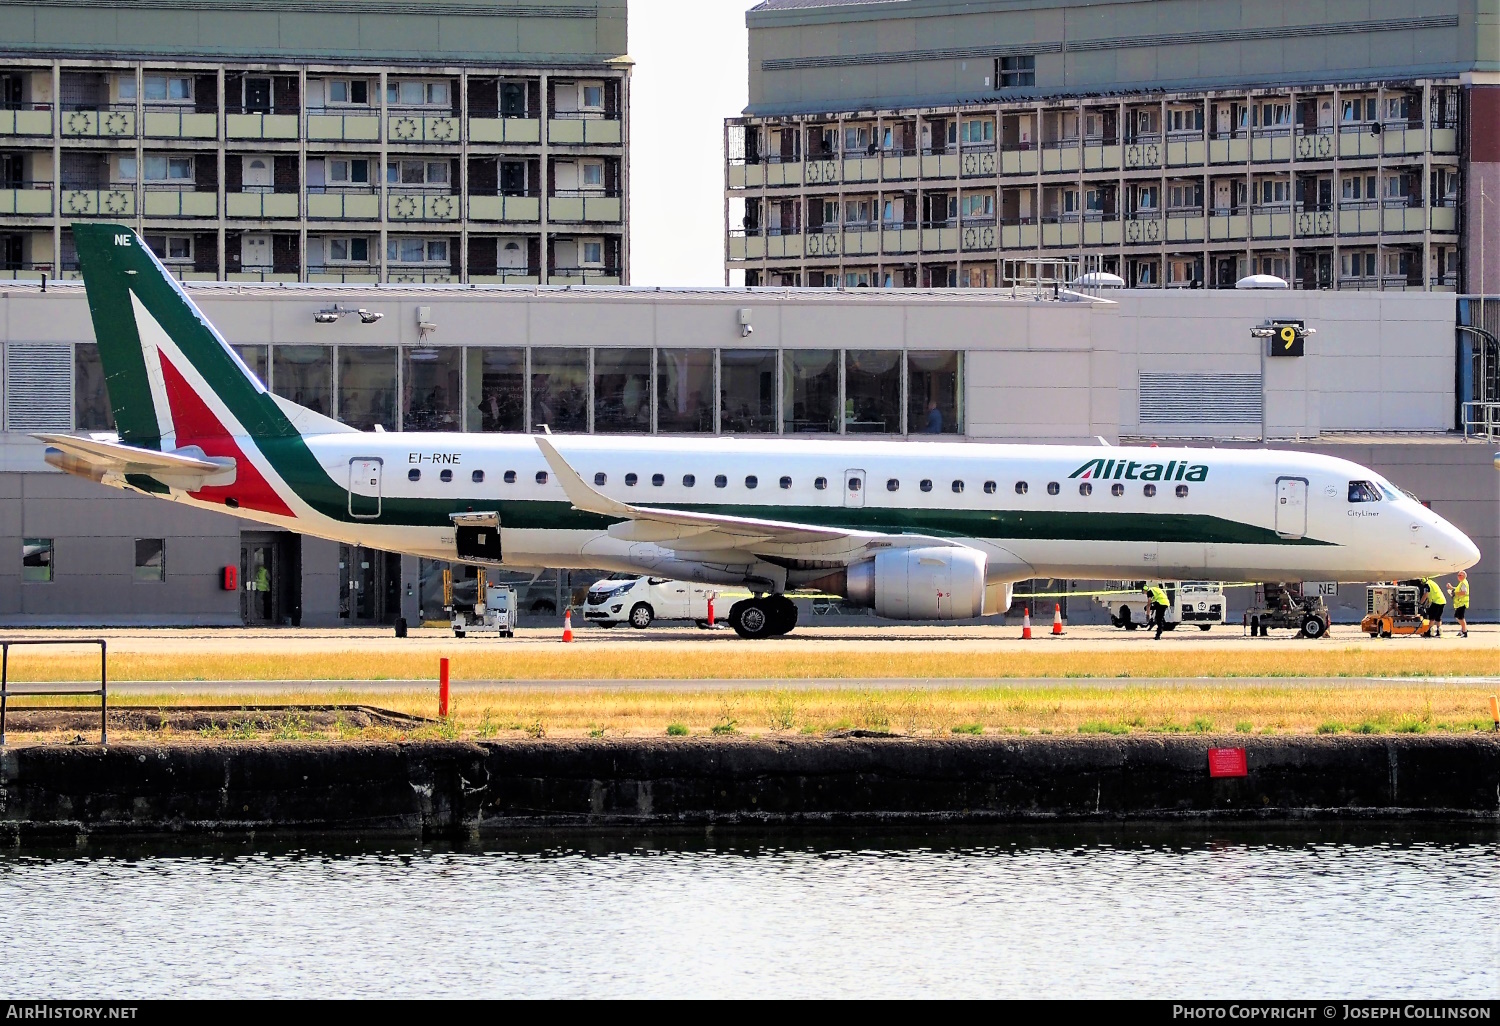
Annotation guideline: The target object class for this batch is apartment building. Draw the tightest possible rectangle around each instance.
[725,0,1500,293]
[0,0,630,285]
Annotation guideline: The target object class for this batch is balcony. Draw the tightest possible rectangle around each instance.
[1166,133,1206,166]
[920,222,958,252]
[307,264,380,284]
[1083,142,1120,171]
[61,105,136,139]
[1123,137,1162,169]
[1336,200,1381,235]
[999,220,1039,249]
[1432,204,1457,232]
[306,111,380,142]
[919,150,959,179]
[142,105,217,140]
[1337,124,1383,159]
[0,262,53,281]
[880,221,920,255]
[307,187,380,220]
[142,185,217,218]
[225,113,299,140]
[164,263,218,282]
[386,266,455,284]
[1382,123,1428,157]
[0,184,53,217]
[1123,211,1162,245]
[728,229,805,261]
[225,190,299,219]
[0,106,53,137]
[1249,128,1292,163]
[59,184,136,218]
[388,188,461,222]
[547,113,621,146]
[880,150,921,181]
[1041,138,1080,174]
[548,267,621,285]
[804,224,879,258]
[470,270,542,285]
[227,266,298,283]
[1293,128,1336,161]
[547,192,621,223]
[1040,214,1080,247]
[469,117,541,144]
[1208,132,1249,165]
[962,151,998,177]
[1082,212,1121,246]
[1250,206,1292,239]
[387,109,460,144]
[468,195,541,223]
[1164,209,1206,243]
[1293,205,1335,237]
[1381,200,1425,234]
[1208,208,1248,241]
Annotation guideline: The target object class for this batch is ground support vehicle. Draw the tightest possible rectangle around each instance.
[1242,582,1331,638]
[582,576,718,629]
[444,568,516,638]
[1096,581,1225,632]
[1359,584,1429,638]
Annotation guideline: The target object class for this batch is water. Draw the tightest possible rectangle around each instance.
[2,825,1495,999]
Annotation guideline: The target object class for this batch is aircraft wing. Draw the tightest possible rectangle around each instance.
[36,432,236,489]
[535,436,958,558]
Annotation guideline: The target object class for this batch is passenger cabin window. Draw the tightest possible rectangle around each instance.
[625,473,638,486]
[408,469,420,481]
[504,470,516,484]
[1176,484,1189,498]
[594,472,607,486]
[1348,481,1382,502]
[1047,482,1060,495]
[886,479,900,492]
[1143,484,1157,497]
[847,477,862,492]
[1015,481,1028,494]
[440,469,453,483]
[919,479,932,492]
[683,474,696,487]
[715,475,727,488]
[1079,482,1092,496]
[983,481,996,494]
[652,474,664,487]
[472,470,485,483]
[536,471,548,484]
[952,480,964,493]
[780,476,792,489]
[746,476,758,489]
[1112,483,1124,496]
[815,477,828,490]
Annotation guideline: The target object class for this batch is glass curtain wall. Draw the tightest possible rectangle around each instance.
[720,349,776,433]
[466,347,526,432]
[73,342,114,430]
[531,348,588,433]
[656,349,714,433]
[232,344,268,387]
[844,350,902,432]
[337,347,397,431]
[593,348,651,433]
[908,351,963,434]
[272,345,333,416]
[403,346,463,431]
[783,349,839,433]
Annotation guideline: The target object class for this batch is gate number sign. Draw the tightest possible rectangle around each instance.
[1208,747,1248,777]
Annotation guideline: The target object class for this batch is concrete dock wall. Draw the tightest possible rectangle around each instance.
[2,736,1497,839]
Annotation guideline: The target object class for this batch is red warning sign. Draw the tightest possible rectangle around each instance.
[1208,747,1248,778]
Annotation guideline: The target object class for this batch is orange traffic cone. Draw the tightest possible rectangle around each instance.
[1022,606,1032,640]
[562,609,574,643]
[1052,603,1064,636]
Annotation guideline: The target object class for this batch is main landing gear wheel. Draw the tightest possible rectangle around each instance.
[1300,615,1328,639]
[766,595,798,636]
[629,603,654,629]
[730,596,799,638]
[1199,625,1213,632]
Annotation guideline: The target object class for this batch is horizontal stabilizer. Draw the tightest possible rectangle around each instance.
[36,432,236,489]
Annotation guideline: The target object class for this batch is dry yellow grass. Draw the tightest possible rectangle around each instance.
[2,647,1496,682]
[14,682,1497,740]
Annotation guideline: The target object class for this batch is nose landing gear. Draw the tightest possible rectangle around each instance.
[728,595,799,638]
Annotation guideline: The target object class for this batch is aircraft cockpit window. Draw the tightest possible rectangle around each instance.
[535,471,548,485]
[1348,481,1383,502]
[503,470,516,484]
[408,468,420,482]
[594,472,607,486]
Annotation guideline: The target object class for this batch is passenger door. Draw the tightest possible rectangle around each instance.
[348,458,382,519]
[844,468,866,508]
[1275,477,1308,539]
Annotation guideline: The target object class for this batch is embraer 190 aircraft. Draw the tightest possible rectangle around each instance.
[39,224,1479,637]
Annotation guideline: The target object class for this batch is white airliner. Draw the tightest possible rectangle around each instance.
[38,224,1480,637]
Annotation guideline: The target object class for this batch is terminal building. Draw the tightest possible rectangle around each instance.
[724,0,1499,294]
[0,0,630,286]
[0,279,1492,626]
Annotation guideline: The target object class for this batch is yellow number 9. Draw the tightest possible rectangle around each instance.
[1279,325,1297,349]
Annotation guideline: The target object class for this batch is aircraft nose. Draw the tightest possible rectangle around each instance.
[1435,516,1481,571]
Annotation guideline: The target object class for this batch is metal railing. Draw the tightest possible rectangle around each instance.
[1461,401,1500,441]
[0,638,108,745]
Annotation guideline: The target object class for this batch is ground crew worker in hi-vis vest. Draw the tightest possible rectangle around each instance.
[1422,577,1446,638]
[1448,571,1469,638]
[1143,584,1171,640]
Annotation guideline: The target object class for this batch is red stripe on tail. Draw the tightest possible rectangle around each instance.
[157,353,296,518]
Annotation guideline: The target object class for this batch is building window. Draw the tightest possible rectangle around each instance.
[144,234,193,262]
[908,351,962,434]
[74,342,114,432]
[134,539,165,582]
[337,347,397,432]
[720,349,777,433]
[844,350,901,434]
[783,350,838,433]
[961,119,995,145]
[530,348,588,433]
[328,159,371,186]
[325,79,370,105]
[404,346,463,431]
[388,237,449,265]
[594,348,651,433]
[23,538,52,582]
[657,349,714,433]
[997,55,1035,88]
[271,345,333,416]
[581,82,605,110]
[143,76,191,102]
[388,79,450,107]
[387,159,450,187]
[328,237,371,263]
[466,347,526,432]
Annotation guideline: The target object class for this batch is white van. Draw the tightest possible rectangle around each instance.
[581,576,717,629]
[1095,580,1226,631]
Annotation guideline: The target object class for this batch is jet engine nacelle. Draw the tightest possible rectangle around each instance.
[846,546,987,620]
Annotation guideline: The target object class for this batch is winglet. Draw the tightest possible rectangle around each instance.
[534,436,634,517]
